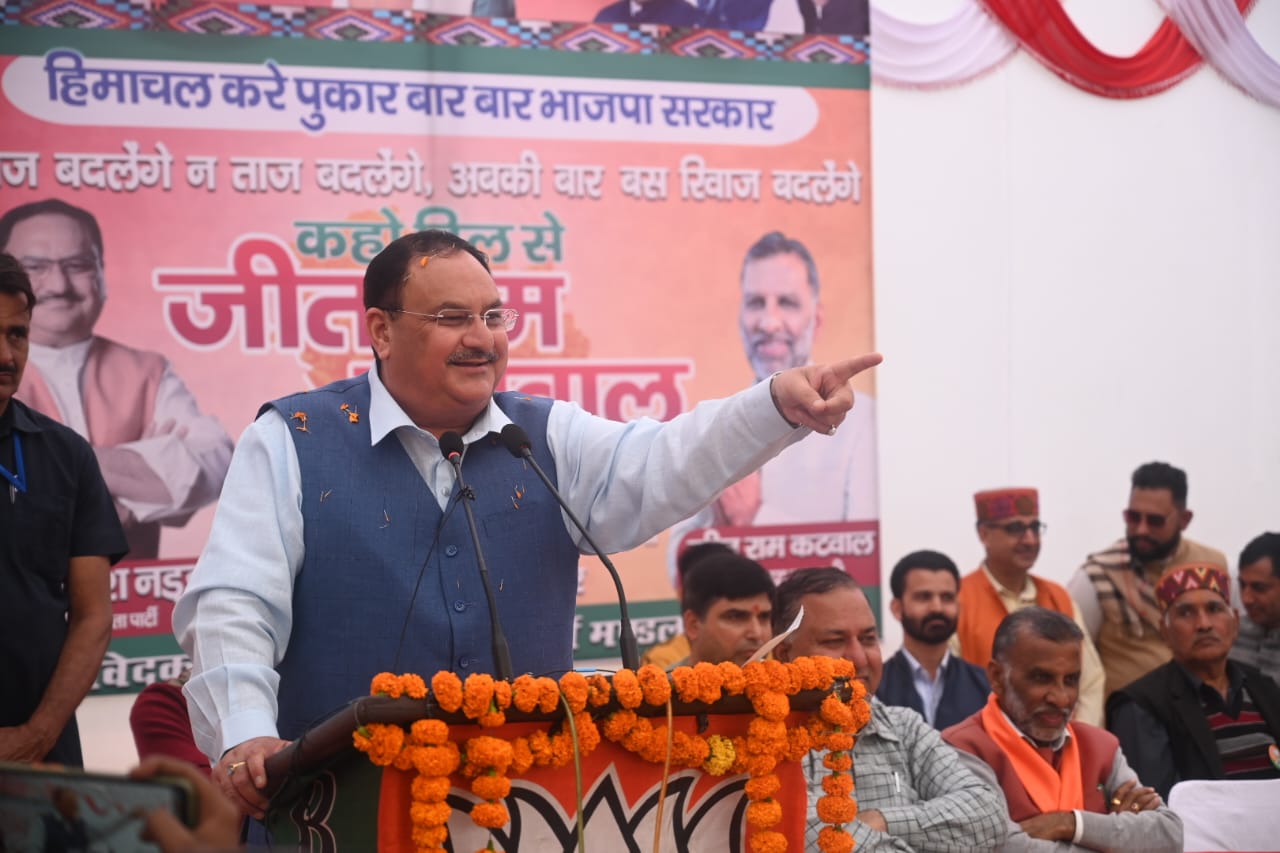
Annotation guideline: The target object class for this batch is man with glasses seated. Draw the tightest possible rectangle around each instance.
[954,488,1106,724]
[175,229,883,822]
[1067,462,1226,701]
[0,199,233,559]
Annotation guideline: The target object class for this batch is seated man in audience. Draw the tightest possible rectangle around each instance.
[944,608,1182,852]
[1231,532,1280,685]
[1068,462,1227,700]
[955,488,1105,724]
[676,551,774,667]
[641,542,735,668]
[1107,563,1280,800]
[878,549,989,730]
[774,567,1008,852]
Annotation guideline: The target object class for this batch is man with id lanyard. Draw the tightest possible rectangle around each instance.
[0,252,126,766]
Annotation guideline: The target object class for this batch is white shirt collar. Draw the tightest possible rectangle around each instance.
[366,365,513,449]
[900,645,952,680]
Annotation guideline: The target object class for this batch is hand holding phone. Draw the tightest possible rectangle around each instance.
[130,756,242,853]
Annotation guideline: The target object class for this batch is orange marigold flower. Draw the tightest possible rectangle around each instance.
[548,733,575,767]
[822,752,852,772]
[392,744,417,771]
[746,799,783,828]
[536,677,561,714]
[718,661,748,696]
[411,719,451,747]
[526,730,553,766]
[413,743,461,777]
[400,673,428,699]
[746,754,777,776]
[826,732,854,752]
[785,727,811,762]
[821,773,853,797]
[751,692,790,723]
[637,664,672,706]
[470,801,509,829]
[817,794,857,824]
[492,680,512,709]
[411,824,449,847]
[412,775,452,803]
[559,671,590,713]
[829,658,854,680]
[671,666,698,703]
[510,737,534,775]
[601,710,638,742]
[748,718,789,749]
[354,723,404,765]
[370,672,400,697]
[693,661,725,704]
[574,712,602,754]
[462,674,497,720]
[788,656,820,690]
[612,669,643,709]
[820,694,855,728]
[749,829,788,853]
[410,801,453,826]
[512,674,539,713]
[471,773,512,801]
[432,671,464,713]
[465,736,514,774]
[817,826,854,853]
[586,673,612,707]
[744,774,781,800]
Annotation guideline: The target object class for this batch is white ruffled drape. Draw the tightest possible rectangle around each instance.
[870,0,1016,87]
[871,0,1280,110]
[1157,0,1280,107]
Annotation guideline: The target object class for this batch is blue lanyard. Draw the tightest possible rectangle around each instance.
[0,432,26,494]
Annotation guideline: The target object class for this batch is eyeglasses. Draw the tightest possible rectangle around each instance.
[20,255,99,280]
[386,307,519,331]
[1123,509,1169,529]
[985,521,1046,537]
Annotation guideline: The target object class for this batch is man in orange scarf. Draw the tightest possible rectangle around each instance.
[943,608,1181,851]
[954,487,1105,725]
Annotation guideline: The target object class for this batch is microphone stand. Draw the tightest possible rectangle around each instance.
[499,425,641,671]
[440,432,514,681]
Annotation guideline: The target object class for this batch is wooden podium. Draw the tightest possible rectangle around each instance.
[259,670,860,852]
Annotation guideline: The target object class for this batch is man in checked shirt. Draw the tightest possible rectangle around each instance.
[773,567,1008,852]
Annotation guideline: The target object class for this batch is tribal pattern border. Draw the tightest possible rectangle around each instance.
[1,0,869,65]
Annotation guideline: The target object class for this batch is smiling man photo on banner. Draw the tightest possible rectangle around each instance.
[667,230,878,584]
[0,199,234,560]
[174,229,882,820]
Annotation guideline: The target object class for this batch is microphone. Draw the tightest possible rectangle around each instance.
[499,423,641,671]
[439,431,514,681]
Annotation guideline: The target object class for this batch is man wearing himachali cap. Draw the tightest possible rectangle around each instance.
[953,488,1106,725]
[1106,562,1280,800]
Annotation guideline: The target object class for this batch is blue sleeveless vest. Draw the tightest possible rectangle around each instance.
[264,376,580,739]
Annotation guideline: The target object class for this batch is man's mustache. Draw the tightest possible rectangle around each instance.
[447,350,498,365]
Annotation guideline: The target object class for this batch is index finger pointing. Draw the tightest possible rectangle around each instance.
[828,352,883,384]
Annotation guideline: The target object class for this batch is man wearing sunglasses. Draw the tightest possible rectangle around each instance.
[954,488,1106,725]
[1068,462,1226,701]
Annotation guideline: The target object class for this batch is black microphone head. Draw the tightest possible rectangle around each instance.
[439,431,465,460]
[499,424,533,458]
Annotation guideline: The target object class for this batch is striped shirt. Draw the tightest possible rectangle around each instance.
[1188,667,1280,781]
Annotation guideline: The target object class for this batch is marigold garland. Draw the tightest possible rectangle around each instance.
[357,658,868,853]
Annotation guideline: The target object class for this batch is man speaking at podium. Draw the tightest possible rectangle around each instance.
[175,230,881,817]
